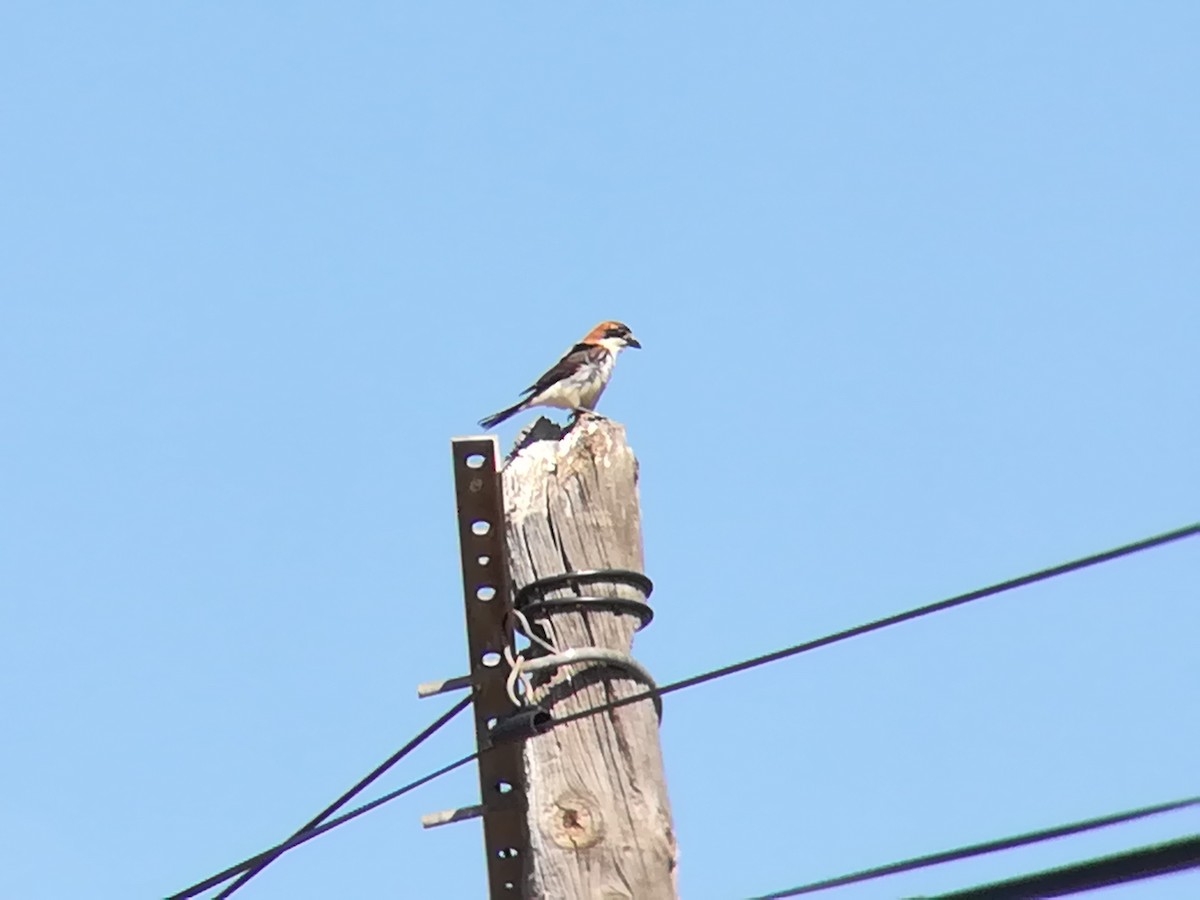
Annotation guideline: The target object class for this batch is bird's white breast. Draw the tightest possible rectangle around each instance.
[532,349,615,410]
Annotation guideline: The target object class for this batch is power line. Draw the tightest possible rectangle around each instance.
[169,751,480,899]
[550,521,1200,729]
[213,694,471,899]
[922,834,1200,899]
[167,521,1199,898]
[190,752,480,898]
[749,795,1200,897]
[169,696,473,900]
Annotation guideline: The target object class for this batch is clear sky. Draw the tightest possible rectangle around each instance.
[2,4,1197,899]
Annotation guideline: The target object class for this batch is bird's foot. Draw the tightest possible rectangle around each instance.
[566,408,604,433]
[570,407,606,421]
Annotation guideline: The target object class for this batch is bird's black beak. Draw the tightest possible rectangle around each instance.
[625,335,642,349]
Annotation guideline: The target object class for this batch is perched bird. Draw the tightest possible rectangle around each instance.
[479,321,642,429]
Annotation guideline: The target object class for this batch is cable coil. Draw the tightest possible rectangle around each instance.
[513,568,655,629]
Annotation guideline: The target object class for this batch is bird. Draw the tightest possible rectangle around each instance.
[479,320,642,429]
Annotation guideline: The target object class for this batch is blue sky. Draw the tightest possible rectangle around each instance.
[2,3,1197,898]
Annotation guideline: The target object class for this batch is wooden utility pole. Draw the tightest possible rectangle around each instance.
[501,416,677,899]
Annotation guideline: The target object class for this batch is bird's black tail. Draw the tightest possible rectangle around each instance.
[479,401,526,430]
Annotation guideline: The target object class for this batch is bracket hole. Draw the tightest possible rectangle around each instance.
[496,780,513,794]
[476,585,496,602]
[486,716,498,730]
[497,847,520,859]
[481,651,502,668]
[472,520,491,536]
[465,453,486,469]
[477,554,491,567]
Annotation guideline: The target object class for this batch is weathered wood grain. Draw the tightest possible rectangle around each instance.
[503,415,677,900]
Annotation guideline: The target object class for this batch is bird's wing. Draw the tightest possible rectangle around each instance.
[520,342,604,396]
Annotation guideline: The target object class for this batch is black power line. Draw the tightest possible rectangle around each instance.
[169,752,480,899]
[167,521,1199,898]
[750,795,1200,897]
[169,696,472,900]
[921,834,1200,899]
[213,694,472,899]
[551,521,1200,729]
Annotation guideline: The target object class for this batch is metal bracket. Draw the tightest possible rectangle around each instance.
[445,436,530,897]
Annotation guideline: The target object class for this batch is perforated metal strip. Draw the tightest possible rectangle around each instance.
[451,437,529,898]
